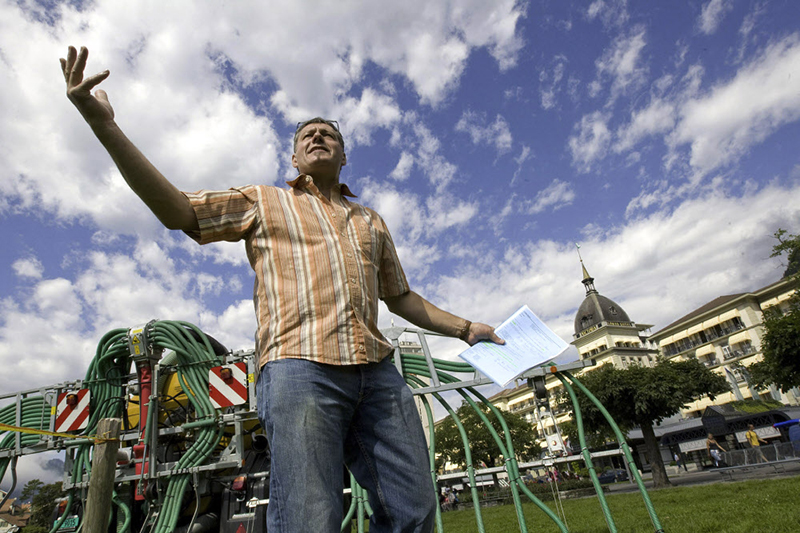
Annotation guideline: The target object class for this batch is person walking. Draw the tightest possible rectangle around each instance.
[745,424,768,463]
[706,433,727,468]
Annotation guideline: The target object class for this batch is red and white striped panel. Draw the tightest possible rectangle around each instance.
[209,363,248,409]
[55,389,91,432]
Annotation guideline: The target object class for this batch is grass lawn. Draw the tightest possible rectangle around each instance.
[439,475,800,532]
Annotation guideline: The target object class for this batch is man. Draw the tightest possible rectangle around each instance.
[745,424,768,463]
[61,46,502,533]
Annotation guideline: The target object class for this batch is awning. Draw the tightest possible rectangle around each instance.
[687,324,704,336]
[703,317,721,329]
[734,427,780,442]
[580,338,608,354]
[659,334,674,347]
[679,438,708,453]
[696,344,716,356]
[728,331,751,345]
[761,292,793,309]
[761,296,778,309]
[719,309,740,322]
[672,330,688,343]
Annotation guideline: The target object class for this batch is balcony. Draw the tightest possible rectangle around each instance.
[722,345,757,362]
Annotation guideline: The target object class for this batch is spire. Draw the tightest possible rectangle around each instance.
[576,243,596,295]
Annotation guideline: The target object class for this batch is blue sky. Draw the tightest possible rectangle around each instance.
[2,0,800,485]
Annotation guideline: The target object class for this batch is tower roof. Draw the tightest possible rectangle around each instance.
[574,258,631,335]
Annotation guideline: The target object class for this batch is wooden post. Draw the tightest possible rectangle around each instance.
[84,418,121,533]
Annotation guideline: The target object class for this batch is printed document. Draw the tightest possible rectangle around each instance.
[459,305,568,386]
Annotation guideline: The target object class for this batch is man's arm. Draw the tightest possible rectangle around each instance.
[383,290,503,346]
[61,46,198,231]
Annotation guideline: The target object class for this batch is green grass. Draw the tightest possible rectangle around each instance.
[439,475,800,532]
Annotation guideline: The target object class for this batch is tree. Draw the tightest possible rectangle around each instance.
[435,402,541,473]
[19,479,44,504]
[562,359,729,488]
[21,480,63,532]
[772,228,800,279]
[749,229,800,392]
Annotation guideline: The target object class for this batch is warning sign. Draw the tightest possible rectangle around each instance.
[209,363,248,409]
[55,389,91,433]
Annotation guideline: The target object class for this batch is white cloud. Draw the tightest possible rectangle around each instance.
[568,111,611,172]
[668,34,800,178]
[409,119,459,192]
[390,152,414,181]
[585,0,630,29]
[0,0,525,233]
[524,179,576,214]
[539,54,568,110]
[614,98,676,152]
[12,257,44,279]
[336,88,403,146]
[592,25,648,104]
[454,111,513,155]
[699,0,733,35]
[0,237,256,392]
[417,181,800,356]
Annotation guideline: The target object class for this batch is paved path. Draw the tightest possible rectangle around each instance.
[604,460,800,494]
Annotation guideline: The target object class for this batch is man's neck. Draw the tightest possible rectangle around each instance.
[307,172,339,200]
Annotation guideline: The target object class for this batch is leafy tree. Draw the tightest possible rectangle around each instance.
[435,402,541,473]
[772,229,800,278]
[22,481,63,531]
[749,229,800,392]
[562,359,729,488]
[19,479,44,503]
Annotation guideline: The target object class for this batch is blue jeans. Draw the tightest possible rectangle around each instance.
[256,357,436,533]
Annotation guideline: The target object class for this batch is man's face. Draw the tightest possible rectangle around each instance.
[292,122,346,175]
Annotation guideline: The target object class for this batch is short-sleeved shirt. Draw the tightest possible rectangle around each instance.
[183,175,409,369]
[746,430,760,447]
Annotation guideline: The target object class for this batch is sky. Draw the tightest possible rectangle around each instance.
[2,0,800,488]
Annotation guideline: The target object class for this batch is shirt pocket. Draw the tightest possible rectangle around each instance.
[352,212,380,265]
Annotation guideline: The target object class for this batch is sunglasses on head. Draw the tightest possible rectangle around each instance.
[295,120,339,132]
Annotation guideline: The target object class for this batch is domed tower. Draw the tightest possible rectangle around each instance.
[571,254,658,367]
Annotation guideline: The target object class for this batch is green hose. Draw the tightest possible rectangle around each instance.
[562,371,664,532]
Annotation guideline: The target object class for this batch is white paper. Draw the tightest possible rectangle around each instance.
[459,305,569,386]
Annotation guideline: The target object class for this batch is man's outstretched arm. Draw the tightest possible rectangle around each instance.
[383,290,504,346]
[61,46,198,231]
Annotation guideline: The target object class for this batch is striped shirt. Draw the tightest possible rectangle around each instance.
[183,175,409,369]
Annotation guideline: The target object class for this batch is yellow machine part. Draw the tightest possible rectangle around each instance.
[126,372,189,428]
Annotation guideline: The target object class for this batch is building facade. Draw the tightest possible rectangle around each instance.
[486,259,799,464]
[488,259,659,456]
[649,277,800,415]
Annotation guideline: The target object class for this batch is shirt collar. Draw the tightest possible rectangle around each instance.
[287,174,357,198]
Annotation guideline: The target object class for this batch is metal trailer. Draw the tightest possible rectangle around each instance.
[0,320,665,533]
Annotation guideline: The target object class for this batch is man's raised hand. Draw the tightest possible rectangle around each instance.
[60,46,114,127]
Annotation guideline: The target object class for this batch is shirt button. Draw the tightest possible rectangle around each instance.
[331,212,336,217]
[350,277,356,283]
[359,345,365,352]
[305,176,311,183]
[346,252,352,258]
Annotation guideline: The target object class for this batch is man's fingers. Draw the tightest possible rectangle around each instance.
[78,70,111,93]
[59,57,68,82]
[69,46,88,87]
[64,46,77,84]
[94,89,111,107]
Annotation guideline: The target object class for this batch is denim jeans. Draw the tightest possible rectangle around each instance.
[256,356,436,533]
